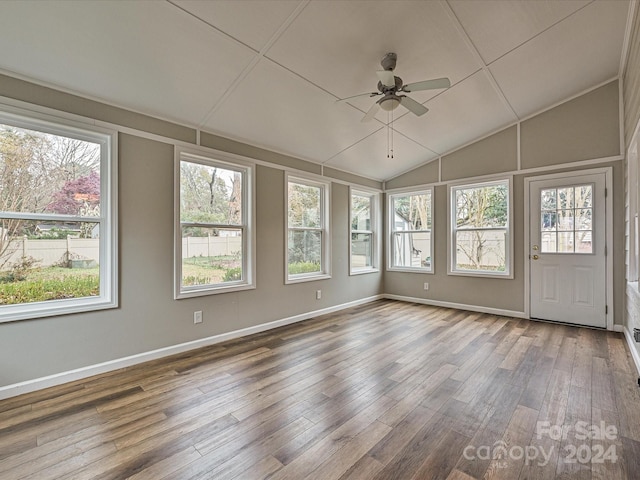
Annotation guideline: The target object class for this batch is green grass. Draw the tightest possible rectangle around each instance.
[0,267,99,305]
[182,256,241,286]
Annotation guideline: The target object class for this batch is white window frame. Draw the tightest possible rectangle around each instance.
[0,108,117,323]
[387,187,434,273]
[349,187,379,275]
[174,148,255,299]
[285,173,331,284]
[448,176,513,278]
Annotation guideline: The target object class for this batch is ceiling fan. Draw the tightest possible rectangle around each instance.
[337,52,450,122]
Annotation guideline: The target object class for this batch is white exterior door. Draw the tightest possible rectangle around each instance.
[528,172,607,328]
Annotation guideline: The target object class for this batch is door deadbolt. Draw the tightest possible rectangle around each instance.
[532,245,539,251]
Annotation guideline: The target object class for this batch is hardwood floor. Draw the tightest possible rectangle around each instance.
[1,299,639,479]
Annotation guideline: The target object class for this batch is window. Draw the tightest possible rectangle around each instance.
[0,110,116,323]
[350,189,378,274]
[388,189,433,272]
[540,184,593,254]
[175,150,254,298]
[286,174,330,283]
[450,178,511,277]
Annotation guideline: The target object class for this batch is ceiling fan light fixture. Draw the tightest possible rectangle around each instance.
[378,95,401,111]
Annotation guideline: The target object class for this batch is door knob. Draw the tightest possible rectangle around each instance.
[532,255,539,260]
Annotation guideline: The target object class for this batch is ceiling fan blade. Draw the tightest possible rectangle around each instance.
[376,70,395,88]
[400,96,429,116]
[402,77,451,92]
[335,92,381,103]
[362,102,380,122]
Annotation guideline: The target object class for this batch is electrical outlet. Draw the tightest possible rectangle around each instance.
[423,282,429,291]
[316,290,322,300]
[194,311,203,324]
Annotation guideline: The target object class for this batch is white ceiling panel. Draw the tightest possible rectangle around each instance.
[393,71,517,156]
[172,0,302,52]
[204,58,380,163]
[0,0,255,125]
[266,1,481,101]
[490,0,628,119]
[324,128,438,181]
[448,0,590,64]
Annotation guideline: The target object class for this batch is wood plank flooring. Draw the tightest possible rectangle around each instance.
[1,299,640,479]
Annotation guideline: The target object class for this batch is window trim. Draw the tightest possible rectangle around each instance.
[349,187,379,275]
[285,173,331,284]
[387,187,434,274]
[174,147,255,299]
[0,109,118,323]
[448,176,513,278]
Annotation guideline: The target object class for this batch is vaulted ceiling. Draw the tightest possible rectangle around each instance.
[0,0,631,181]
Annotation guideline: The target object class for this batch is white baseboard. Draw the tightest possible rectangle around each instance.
[622,325,640,375]
[0,295,384,400]
[384,294,528,319]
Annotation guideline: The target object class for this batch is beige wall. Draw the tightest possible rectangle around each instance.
[0,78,383,388]
[385,81,624,322]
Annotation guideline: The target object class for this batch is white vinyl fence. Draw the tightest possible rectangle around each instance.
[1,236,241,269]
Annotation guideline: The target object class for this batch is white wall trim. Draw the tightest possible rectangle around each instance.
[623,325,640,375]
[384,294,527,319]
[0,294,383,400]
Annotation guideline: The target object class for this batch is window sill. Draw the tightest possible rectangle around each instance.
[285,273,331,284]
[176,282,255,299]
[350,268,379,276]
[448,270,513,279]
[0,296,118,324]
[387,267,434,274]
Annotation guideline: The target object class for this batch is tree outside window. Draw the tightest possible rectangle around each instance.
[389,189,433,271]
[176,152,252,298]
[286,175,330,282]
[0,113,116,322]
[451,179,510,275]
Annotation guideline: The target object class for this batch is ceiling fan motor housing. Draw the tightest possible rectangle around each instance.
[380,52,397,71]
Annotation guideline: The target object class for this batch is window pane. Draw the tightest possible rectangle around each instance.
[455,184,507,228]
[393,192,431,230]
[181,227,243,287]
[288,182,320,228]
[288,229,321,274]
[0,219,100,305]
[557,210,574,231]
[576,209,592,230]
[575,185,592,208]
[351,232,373,268]
[576,231,593,253]
[541,189,556,210]
[558,187,574,209]
[455,229,507,272]
[351,194,371,231]
[0,124,101,216]
[541,232,556,253]
[393,231,432,268]
[542,212,557,231]
[180,162,242,225]
[558,231,574,253]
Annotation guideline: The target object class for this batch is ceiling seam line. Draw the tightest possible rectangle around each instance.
[442,0,519,120]
[193,0,311,130]
[485,0,596,67]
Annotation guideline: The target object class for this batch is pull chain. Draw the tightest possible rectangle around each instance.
[387,108,394,159]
